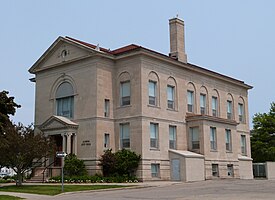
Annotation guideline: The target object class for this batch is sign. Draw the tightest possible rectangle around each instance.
[56,151,68,158]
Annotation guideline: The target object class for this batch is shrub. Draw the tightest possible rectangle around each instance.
[100,149,141,177]
[64,154,87,177]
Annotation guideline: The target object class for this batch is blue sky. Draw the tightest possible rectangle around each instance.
[1,0,274,127]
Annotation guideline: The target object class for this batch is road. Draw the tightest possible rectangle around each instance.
[1,179,275,200]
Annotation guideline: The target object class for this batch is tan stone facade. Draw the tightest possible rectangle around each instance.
[29,17,253,181]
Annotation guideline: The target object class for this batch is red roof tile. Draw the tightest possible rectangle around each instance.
[65,36,141,55]
[110,44,140,55]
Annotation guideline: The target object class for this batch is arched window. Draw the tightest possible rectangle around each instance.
[56,82,74,118]
[200,86,208,115]
[238,97,245,123]
[148,71,160,106]
[187,82,196,113]
[167,77,177,110]
[227,94,234,120]
[211,89,219,117]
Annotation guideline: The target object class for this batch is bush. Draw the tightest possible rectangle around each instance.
[48,174,138,183]
[64,154,87,177]
[99,149,141,177]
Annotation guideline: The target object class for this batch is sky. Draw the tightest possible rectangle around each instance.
[1,0,275,128]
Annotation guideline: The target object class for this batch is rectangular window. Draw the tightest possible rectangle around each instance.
[120,123,130,149]
[212,97,218,117]
[225,129,232,151]
[212,164,219,177]
[241,135,246,155]
[150,123,158,149]
[210,127,217,150]
[187,90,194,112]
[189,127,200,150]
[104,133,110,149]
[200,94,206,114]
[149,81,157,106]
[238,103,244,122]
[104,99,110,117]
[120,81,130,106]
[167,85,175,109]
[151,164,160,178]
[227,164,234,177]
[169,126,176,149]
[56,96,74,118]
[227,100,232,119]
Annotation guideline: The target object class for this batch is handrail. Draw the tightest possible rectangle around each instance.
[42,160,56,183]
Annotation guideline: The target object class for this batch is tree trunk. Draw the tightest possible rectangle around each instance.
[16,171,23,186]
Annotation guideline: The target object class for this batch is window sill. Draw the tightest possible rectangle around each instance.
[226,151,233,153]
[210,150,218,152]
[150,148,160,151]
[147,104,161,109]
[117,105,132,109]
[166,108,178,112]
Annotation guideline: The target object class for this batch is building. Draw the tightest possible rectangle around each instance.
[29,17,253,181]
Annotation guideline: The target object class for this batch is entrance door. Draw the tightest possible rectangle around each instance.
[171,159,181,181]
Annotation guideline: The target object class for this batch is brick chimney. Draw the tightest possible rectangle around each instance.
[169,17,187,63]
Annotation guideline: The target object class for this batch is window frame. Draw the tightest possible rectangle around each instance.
[151,164,160,178]
[212,96,218,117]
[241,135,247,155]
[104,99,110,117]
[120,81,131,106]
[148,80,157,106]
[200,93,206,115]
[150,123,159,149]
[225,129,232,152]
[212,164,219,177]
[187,90,194,112]
[238,103,244,123]
[120,123,130,149]
[227,100,233,120]
[169,125,177,149]
[189,127,200,150]
[104,133,110,149]
[210,127,217,151]
[167,85,175,109]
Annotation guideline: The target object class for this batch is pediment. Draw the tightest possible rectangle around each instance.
[29,37,99,73]
[40,115,78,131]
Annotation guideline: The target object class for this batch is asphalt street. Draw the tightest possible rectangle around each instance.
[1,179,274,200]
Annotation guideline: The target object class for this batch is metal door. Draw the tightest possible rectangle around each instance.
[171,159,181,181]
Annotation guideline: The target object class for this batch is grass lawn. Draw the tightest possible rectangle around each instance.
[0,195,24,200]
[0,184,129,196]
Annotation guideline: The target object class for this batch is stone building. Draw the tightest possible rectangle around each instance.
[29,17,253,181]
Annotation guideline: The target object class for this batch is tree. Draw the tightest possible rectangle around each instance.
[99,149,116,177]
[0,123,54,186]
[251,102,275,162]
[0,90,20,133]
[100,149,141,177]
[64,154,87,177]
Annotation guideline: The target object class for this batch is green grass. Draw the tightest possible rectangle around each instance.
[0,195,24,200]
[0,185,129,196]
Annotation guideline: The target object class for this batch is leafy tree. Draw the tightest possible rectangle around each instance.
[100,149,141,177]
[251,102,275,162]
[0,90,20,133]
[114,149,141,176]
[99,149,116,177]
[0,123,54,186]
[64,154,87,177]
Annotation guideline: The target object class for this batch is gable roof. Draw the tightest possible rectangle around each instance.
[29,36,252,89]
[39,115,78,131]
